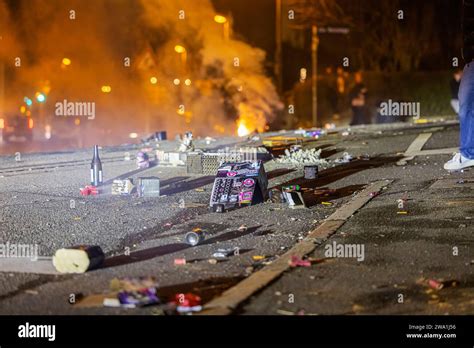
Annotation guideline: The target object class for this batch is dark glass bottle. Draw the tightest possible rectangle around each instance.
[90,145,103,186]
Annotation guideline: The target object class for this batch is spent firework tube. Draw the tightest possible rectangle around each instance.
[52,245,105,274]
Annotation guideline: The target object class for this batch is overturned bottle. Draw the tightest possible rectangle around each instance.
[90,145,103,186]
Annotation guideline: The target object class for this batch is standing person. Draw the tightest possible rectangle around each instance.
[450,69,462,114]
[444,0,474,170]
[349,71,368,125]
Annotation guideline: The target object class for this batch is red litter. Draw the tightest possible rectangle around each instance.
[80,185,99,196]
[428,279,444,290]
[174,258,186,265]
[289,256,311,267]
[174,293,201,307]
[172,293,202,313]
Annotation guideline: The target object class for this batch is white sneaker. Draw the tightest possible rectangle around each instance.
[444,153,474,171]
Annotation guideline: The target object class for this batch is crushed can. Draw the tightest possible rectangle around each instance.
[185,228,205,246]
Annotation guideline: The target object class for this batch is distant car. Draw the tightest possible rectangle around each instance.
[0,114,34,142]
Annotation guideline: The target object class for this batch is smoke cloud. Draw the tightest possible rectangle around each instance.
[0,0,282,147]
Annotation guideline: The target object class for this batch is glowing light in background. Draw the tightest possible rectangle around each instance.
[299,68,307,83]
[36,92,46,103]
[184,79,191,86]
[28,118,34,129]
[0,119,4,129]
[173,78,180,86]
[24,97,33,106]
[129,132,138,139]
[62,57,71,66]
[150,76,158,84]
[174,45,186,53]
[74,118,81,126]
[101,85,112,93]
[214,14,228,24]
[20,106,26,114]
[45,125,52,140]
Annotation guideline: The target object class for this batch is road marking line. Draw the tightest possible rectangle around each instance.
[409,147,458,157]
[200,180,393,315]
[396,133,432,166]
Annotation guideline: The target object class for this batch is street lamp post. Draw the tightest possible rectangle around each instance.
[311,24,319,128]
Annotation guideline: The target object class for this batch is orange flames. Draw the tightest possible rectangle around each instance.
[236,103,267,137]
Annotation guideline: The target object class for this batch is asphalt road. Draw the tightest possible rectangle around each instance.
[0,120,472,315]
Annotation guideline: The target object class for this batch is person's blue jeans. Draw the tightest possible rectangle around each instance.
[459,63,474,159]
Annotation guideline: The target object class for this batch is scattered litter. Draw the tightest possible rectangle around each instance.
[208,258,218,264]
[321,201,333,206]
[212,247,239,258]
[103,298,121,307]
[90,145,103,186]
[209,161,268,212]
[174,258,186,265]
[238,225,247,232]
[117,287,160,308]
[80,185,99,196]
[283,185,300,192]
[111,179,134,195]
[172,293,202,313]
[195,188,205,192]
[457,179,465,184]
[277,148,330,167]
[179,132,194,152]
[185,228,205,246]
[252,255,265,261]
[52,245,104,274]
[289,256,311,267]
[304,165,318,179]
[283,191,306,209]
[397,211,408,215]
[136,151,150,169]
[428,279,444,290]
[334,152,353,164]
[137,177,160,197]
[268,188,285,203]
[276,309,294,315]
[369,192,379,197]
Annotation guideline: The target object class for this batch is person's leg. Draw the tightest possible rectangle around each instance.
[459,63,474,159]
[444,63,474,170]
